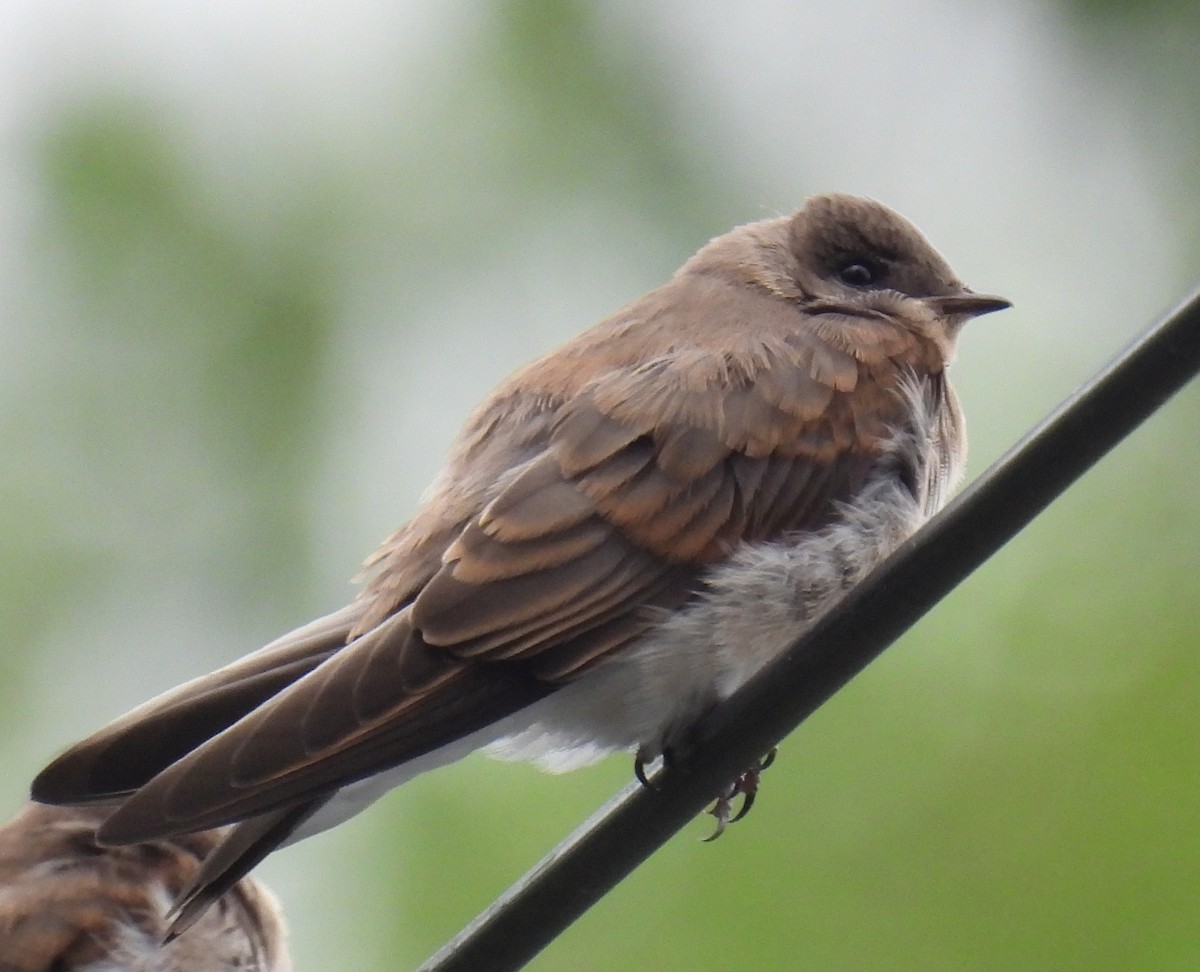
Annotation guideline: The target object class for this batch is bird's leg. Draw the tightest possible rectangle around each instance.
[703,748,777,842]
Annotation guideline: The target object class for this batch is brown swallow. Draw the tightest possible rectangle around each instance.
[31,193,1009,934]
[0,802,289,972]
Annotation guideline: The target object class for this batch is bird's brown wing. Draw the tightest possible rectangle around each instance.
[412,320,906,680]
[47,310,914,845]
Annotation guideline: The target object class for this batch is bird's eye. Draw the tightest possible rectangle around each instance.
[839,262,875,287]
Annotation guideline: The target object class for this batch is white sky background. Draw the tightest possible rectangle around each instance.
[0,2,1191,969]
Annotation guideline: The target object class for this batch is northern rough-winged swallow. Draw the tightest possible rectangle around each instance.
[32,194,1009,934]
[0,802,289,971]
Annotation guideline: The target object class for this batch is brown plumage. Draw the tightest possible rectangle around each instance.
[0,803,289,972]
[31,193,1009,935]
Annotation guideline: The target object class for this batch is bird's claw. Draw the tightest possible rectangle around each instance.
[633,747,675,790]
[634,751,653,788]
[703,748,777,842]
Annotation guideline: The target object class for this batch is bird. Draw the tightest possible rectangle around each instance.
[31,193,1010,936]
[0,802,290,972]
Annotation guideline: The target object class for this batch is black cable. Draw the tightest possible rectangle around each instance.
[417,288,1200,972]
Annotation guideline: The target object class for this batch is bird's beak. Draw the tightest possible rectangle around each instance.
[926,291,1012,319]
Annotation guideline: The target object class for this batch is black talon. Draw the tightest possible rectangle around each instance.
[729,789,756,824]
[634,746,677,790]
[703,795,733,842]
[634,753,652,788]
[701,748,778,840]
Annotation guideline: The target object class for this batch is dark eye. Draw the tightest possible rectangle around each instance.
[839,262,875,287]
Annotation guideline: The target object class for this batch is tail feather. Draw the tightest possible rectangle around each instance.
[166,801,325,941]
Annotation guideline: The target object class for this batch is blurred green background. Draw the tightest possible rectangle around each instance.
[2,1,1199,969]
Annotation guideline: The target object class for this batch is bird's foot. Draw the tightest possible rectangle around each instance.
[703,748,777,842]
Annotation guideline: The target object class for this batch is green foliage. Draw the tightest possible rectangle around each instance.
[36,102,339,603]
